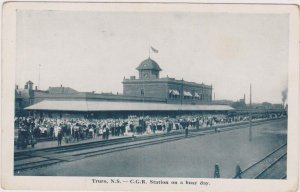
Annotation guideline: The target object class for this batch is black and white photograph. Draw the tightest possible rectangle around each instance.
[1,2,299,192]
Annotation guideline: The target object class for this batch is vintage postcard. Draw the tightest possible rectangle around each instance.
[1,1,299,192]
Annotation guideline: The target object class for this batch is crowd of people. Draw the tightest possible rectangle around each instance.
[14,111,286,149]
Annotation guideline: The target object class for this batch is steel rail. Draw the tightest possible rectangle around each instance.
[14,132,184,160]
[254,153,287,179]
[15,132,201,172]
[233,143,287,179]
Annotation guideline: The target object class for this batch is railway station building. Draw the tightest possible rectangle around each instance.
[17,57,223,117]
[123,57,213,104]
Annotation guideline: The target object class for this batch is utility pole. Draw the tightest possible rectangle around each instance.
[38,64,41,89]
[249,84,252,142]
[181,78,184,105]
[210,84,213,102]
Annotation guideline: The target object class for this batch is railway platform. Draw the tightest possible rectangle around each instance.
[14,117,285,153]
[14,130,174,152]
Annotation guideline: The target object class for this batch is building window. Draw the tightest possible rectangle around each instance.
[168,90,173,99]
[169,89,181,99]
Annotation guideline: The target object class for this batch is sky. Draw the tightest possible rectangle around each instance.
[16,10,289,104]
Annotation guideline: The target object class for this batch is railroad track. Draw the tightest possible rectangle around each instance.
[14,132,203,172]
[14,131,185,161]
[233,143,287,179]
[254,153,287,179]
[15,118,286,173]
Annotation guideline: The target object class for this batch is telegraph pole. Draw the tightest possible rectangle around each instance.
[38,64,41,89]
[181,78,184,105]
[249,84,252,142]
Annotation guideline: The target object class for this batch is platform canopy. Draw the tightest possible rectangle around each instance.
[194,92,200,98]
[169,89,180,96]
[183,91,192,97]
[25,99,234,112]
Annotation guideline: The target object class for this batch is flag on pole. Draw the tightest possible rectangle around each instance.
[151,46,159,53]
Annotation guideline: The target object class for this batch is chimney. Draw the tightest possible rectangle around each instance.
[130,76,136,80]
[16,85,18,89]
[35,86,38,90]
[60,84,62,87]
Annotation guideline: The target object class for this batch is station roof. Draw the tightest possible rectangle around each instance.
[25,100,234,112]
[47,86,78,94]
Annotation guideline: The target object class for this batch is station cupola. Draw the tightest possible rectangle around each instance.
[136,58,162,79]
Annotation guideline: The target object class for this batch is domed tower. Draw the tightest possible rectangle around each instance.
[136,58,162,79]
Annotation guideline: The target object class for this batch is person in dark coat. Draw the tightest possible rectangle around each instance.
[74,129,78,142]
[106,127,109,140]
[102,125,106,140]
[102,129,106,140]
[185,127,189,137]
[30,134,36,148]
[214,163,220,178]
[57,131,63,146]
[196,118,200,130]
[153,124,156,134]
[50,126,54,139]
[235,162,242,179]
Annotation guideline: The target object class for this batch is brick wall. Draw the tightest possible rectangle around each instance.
[123,81,168,98]
[167,81,212,104]
[123,78,212,104]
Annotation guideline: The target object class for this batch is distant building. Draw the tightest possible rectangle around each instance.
[213,95,247,110]
[15,81,35,115]
[251,102,284,110]
[123,58,213,104]
[213,99,235,106]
